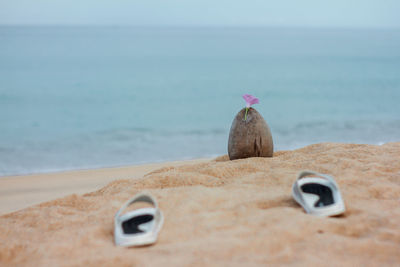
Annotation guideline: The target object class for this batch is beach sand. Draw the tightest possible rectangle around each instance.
[0,159,210,215]
[0,142,399,266]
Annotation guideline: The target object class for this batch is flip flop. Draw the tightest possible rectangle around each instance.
[114,193,164,247]
[292,171,345,216]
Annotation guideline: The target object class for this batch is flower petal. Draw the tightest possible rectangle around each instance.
[242,94,259,107]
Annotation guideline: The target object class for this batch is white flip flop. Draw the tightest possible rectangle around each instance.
[114,193,164,247]
[292,171,345,217]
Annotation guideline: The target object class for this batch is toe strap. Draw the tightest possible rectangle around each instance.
[115,193,160,225]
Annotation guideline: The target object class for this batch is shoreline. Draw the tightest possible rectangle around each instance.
[0,158,210,215]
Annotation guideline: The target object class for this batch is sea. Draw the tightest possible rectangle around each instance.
[0,26,399,176]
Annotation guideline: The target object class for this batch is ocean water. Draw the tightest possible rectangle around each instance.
[0,26,399,176]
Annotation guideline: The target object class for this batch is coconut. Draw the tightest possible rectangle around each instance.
[228,107,273,160]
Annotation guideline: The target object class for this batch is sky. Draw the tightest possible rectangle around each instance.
[0,0,399,28]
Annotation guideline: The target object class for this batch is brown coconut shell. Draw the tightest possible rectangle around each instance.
[228,107,273,160]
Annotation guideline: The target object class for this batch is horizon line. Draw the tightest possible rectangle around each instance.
[0,23,399,31]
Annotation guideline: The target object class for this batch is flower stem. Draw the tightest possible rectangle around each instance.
[244,107,249,121]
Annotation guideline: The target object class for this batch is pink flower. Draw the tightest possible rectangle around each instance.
[242,94,259,108]
[242,94,259,121]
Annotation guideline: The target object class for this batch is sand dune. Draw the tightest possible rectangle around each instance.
[1,143,400,266]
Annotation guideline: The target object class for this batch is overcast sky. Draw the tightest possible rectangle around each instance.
[0,0,399,28]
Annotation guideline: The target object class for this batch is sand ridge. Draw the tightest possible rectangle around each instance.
[0,158,210,215]
[1,143,400,266]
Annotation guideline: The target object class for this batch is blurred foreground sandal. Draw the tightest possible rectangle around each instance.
[292,171,345,217]
[114,193,164,247]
